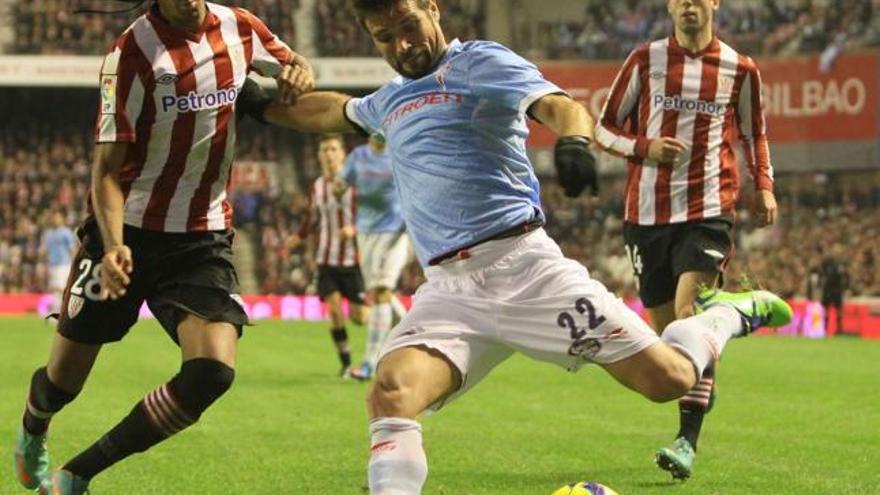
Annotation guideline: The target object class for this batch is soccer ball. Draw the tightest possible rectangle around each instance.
[551,481,619,495]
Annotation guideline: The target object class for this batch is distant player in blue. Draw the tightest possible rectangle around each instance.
[41,211,77,313]
[236,1,793,492]
[341,133,410,380]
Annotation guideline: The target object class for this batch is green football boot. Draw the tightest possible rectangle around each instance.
[656,437,696,481]
[694,288,793,335]
[49,470,90,495]
[13,426,50,490]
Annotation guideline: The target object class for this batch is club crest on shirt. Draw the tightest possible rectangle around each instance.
[67,294,85,319]
[718,74,736,93]
[156,73,180,85]
[435,62,453,89]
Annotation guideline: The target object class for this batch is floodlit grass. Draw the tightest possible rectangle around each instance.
[1,317,878,494]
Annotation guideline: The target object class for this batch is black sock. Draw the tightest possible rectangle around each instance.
[676,366,715,451]
[63,359,234,481]
[331,327,351,367]
[23,367,77,435]
[63,403,166,480]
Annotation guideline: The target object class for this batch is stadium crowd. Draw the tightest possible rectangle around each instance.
[523,0,880,60]
[7,0,298,55]
[316,0,485,56]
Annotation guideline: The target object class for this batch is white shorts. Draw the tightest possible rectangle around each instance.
[377,228,659,410]
[357,231,411,290]
[48,264,71,292]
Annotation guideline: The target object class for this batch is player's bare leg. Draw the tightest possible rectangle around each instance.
[52,315,237,493]
[653,270,720,480]
[14,334,100,491]
[367,346,460,495]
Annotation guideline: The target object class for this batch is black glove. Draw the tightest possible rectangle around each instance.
[554,135,598,198]
[236,77,272,124]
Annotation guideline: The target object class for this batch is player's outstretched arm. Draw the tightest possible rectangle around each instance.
[530,94,599,197]
[236,77,355,133]
[91,142,133,300]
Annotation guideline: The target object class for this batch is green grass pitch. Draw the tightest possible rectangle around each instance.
[2,316,878,494]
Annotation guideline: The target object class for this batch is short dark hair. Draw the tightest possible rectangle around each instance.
[350,0,431,28]
[319,134,345,146]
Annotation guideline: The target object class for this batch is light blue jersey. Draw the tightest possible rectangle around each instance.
[42,227,76,267]
[345,39,561,266]
[341,144,405,233]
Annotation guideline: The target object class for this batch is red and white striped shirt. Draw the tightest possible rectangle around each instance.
[298,176,359,267]
[596,36,773,226]
[94,2,292,232]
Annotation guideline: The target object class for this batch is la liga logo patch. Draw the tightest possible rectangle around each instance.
[101,75,117,114]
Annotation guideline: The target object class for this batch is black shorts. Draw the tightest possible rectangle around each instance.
[317,265,366,304]
[822,293,843,307]
[57,220,249,345]
[623,218,734,308]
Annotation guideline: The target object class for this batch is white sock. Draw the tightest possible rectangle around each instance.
[390,296,407,320]
[366,303,393,369]
[661,306,742,379]
[369,417,427,495]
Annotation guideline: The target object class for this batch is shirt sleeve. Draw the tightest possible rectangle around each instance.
[467,42,563,115]
[736,57,774,191]
[595,46,651,159]
[341,152,358,186]
[344,91,384,135]
[95,33,148,144]
[296,184,316,239]
[235,8,293,77]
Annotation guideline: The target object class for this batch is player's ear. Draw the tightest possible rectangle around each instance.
[427,1,439,21]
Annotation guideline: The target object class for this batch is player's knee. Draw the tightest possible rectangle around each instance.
[674,302,695,320]
[643,361,695,403]
[170,358,235,421]
[368,371,416,418]
[374,288,393,304]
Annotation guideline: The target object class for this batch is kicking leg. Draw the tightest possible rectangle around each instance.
[367,346,460,495]
[56,314,237,490]
[14,334,100,490]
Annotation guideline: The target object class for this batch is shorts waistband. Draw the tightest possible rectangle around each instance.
[428,220,544,266]
[424,227,547,279]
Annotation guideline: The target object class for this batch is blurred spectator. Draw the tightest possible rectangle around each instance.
[315,0,486,56]
[521,0,878,60]
[8,0,298,55]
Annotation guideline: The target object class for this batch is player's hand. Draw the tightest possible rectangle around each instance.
[276,57,315,105]
[554,135,598,198]
[647,137,688,165]
[236,78,273,124]
[332,177,347,198]
[285,234,302,250]
[341,226,355,240]
[100,245,133,300]
[752,189,778,227]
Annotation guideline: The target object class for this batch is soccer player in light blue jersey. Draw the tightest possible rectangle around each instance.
[40,211,77,314]
[237,1,792,492]
[341,133,411,380]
